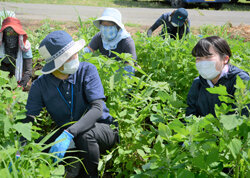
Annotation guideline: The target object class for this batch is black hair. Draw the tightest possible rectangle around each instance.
[192,36,232,58]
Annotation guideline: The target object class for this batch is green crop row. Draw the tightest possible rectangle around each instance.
[0,18,249,177]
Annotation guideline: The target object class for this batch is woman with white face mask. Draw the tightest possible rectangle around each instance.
[23,31,119,177]
[186,36,250,117]
[84,8,138,75]
[147,8,190,39]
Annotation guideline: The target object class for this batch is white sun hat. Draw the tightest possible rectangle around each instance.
[93,8,124,29]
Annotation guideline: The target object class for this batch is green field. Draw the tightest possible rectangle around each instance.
[0,15,249,177]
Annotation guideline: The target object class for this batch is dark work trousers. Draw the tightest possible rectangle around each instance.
[0,60,16,77]
[41,122,119,178]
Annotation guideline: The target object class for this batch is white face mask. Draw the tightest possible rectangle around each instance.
[196,61,220,80]
[60,57,80,74]
[171,22,178,27]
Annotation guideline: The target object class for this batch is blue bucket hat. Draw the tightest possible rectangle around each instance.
[39,30,85,74]
[171,8,188,27]
[93,8,124,29]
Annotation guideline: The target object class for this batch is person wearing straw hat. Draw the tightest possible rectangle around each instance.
[147,8,190,39]
[0,17,33,89]
[23,31,119,177]
[84,8,137,74]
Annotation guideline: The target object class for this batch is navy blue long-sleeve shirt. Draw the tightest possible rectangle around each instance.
[186,65,250,117]
[148,12,190,39]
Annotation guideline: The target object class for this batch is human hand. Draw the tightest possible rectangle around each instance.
[49,130,74,162]
[147,29,152,37]
[124,65,135,73]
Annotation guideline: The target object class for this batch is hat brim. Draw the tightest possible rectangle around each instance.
[42,39,85,74]
[93,16,124,29]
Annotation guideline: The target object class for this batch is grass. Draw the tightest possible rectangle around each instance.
[2,0,250,10]
[125,22,141,27]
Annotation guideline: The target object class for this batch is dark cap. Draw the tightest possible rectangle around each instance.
[171,8,188,26]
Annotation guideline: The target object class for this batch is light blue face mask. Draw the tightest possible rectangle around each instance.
[100,25,118,41]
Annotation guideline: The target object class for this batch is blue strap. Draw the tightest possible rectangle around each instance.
[57,83,74,120]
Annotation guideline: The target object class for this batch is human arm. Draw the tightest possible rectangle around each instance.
[68,64,105,137]
[49,100,103,160]
[122,37,137,61]
[19,58,32,87]
[67,99,103,136]
[147,14,165,37]
[88,32,102,52]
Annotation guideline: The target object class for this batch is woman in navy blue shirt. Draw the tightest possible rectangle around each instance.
[24,31,118,177]
[186,36,249,117]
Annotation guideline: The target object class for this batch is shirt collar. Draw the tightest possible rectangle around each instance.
[48,73,76,87]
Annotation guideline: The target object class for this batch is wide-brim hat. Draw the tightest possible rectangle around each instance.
[0,17,28,44]
[39,30,85,74]
[93,8,124,29]
[171,8,188,27]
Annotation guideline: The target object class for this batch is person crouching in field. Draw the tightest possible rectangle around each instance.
[0,17,33,89]
[23,31,119,177]
[186,36,249,117]
[147,8,190,40]
[84,8,138,75]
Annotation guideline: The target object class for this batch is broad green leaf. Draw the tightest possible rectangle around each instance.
[109,75,114,91]
[137,149,146,159]
[158,123,171,140]
[34,70,42,76]
[235,75,245,89]
[177,169,195,178]
[157,91,168,102]
[119,110,127,117]
[220,115,243,130]
[0,169,9,178]
[192,153,207,169]
[228,138,242,159]
[206,149,219,165]
[218,96,235,103]
[13,122,32,141]
[206,85,228,95]
[39,164,50,178]
[2,113,12,137]
[50,165,65,176]
[150,114,164,123]
[169,119,188,135]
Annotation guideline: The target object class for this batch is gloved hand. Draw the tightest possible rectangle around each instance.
[8,154,20,173]
[147,29,153,37]
[123,65,135,78]
[49,130,74,161]
[83,47,92,53]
